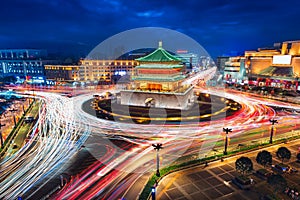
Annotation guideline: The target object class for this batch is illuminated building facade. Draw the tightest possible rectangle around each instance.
[0,49,47,79]
[45,65,80,82]
[223,56,246,82]
[79,59,138,83]
[120,42,194,110]
[216,56,230,73]
[176,50,199,72]
[225,40,300,90]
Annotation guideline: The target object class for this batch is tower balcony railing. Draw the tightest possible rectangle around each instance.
[124,84,193,94]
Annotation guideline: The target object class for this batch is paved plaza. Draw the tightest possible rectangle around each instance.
[157,141,300,200]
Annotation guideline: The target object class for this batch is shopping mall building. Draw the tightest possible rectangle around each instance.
[223,40,300,90]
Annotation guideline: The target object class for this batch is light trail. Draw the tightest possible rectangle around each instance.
[0,92,91,199]
[1,80,300,199]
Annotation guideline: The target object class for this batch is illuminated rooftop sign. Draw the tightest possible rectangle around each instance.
[272,55,292,65]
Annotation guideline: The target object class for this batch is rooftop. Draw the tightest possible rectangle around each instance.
[136,41,182,63]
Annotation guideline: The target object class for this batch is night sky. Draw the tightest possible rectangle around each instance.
[1,0,300,59]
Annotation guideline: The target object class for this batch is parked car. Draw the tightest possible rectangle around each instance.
[24,116,34,123]
[232,176,253,189]
[288,167,298,174]
[271,163,289,173]
[256,168,273,179]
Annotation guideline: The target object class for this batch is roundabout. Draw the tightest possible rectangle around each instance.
[83,92,242,125]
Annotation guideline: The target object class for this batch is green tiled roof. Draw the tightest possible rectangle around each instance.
[136,46,181,62]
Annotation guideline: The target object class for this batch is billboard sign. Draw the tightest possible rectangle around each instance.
[272,55,292,65]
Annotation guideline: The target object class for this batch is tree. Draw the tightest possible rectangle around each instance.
[235,157,253,175]
[256,150,272,168]
[276,147,291,163]
[267,174,287,195]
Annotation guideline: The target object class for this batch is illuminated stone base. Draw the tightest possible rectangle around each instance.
[119,86,194,110]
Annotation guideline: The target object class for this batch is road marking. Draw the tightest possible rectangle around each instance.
[157,173,181,200]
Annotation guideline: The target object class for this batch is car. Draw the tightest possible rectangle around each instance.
[256,168,273,179]
[232,176,253,190]
[24,116,34,123]
[288,167,298,173]
[271,163,289,173]
[12,143,18,149]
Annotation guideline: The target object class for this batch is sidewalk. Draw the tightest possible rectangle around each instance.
[155,139,300,200]
[0,100,39,158]
[128,134,300,200]
[0,98,32,141]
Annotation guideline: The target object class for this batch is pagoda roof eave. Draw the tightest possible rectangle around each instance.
[136,47,182,62]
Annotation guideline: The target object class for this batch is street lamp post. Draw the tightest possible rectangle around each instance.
[0,122,6,148]
[9,108,18,126]
[151,186,156,200]
[223,128,232,155]
[269,119,278,144]
[152,143,163,177]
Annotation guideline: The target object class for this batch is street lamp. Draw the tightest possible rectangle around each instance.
[9,108,18,126]
[22,104,25,115]
[151,186,156,200]
[0,121,6,148]
[223,128,232,155]
[269,119,278,144]
[32,89,35,101]
[152,143,163,177]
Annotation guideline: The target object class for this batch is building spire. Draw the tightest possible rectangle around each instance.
[158,41,163,49]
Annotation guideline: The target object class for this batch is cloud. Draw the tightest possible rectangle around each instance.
[136,10,164,18]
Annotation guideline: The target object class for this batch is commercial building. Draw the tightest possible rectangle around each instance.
[44,65,80,82]
[0,49,47,82]
[223,56,247,83]
[176,50,199,72]
[225,40,300,90]
[79,59,138,83]
[216,56,230,73]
